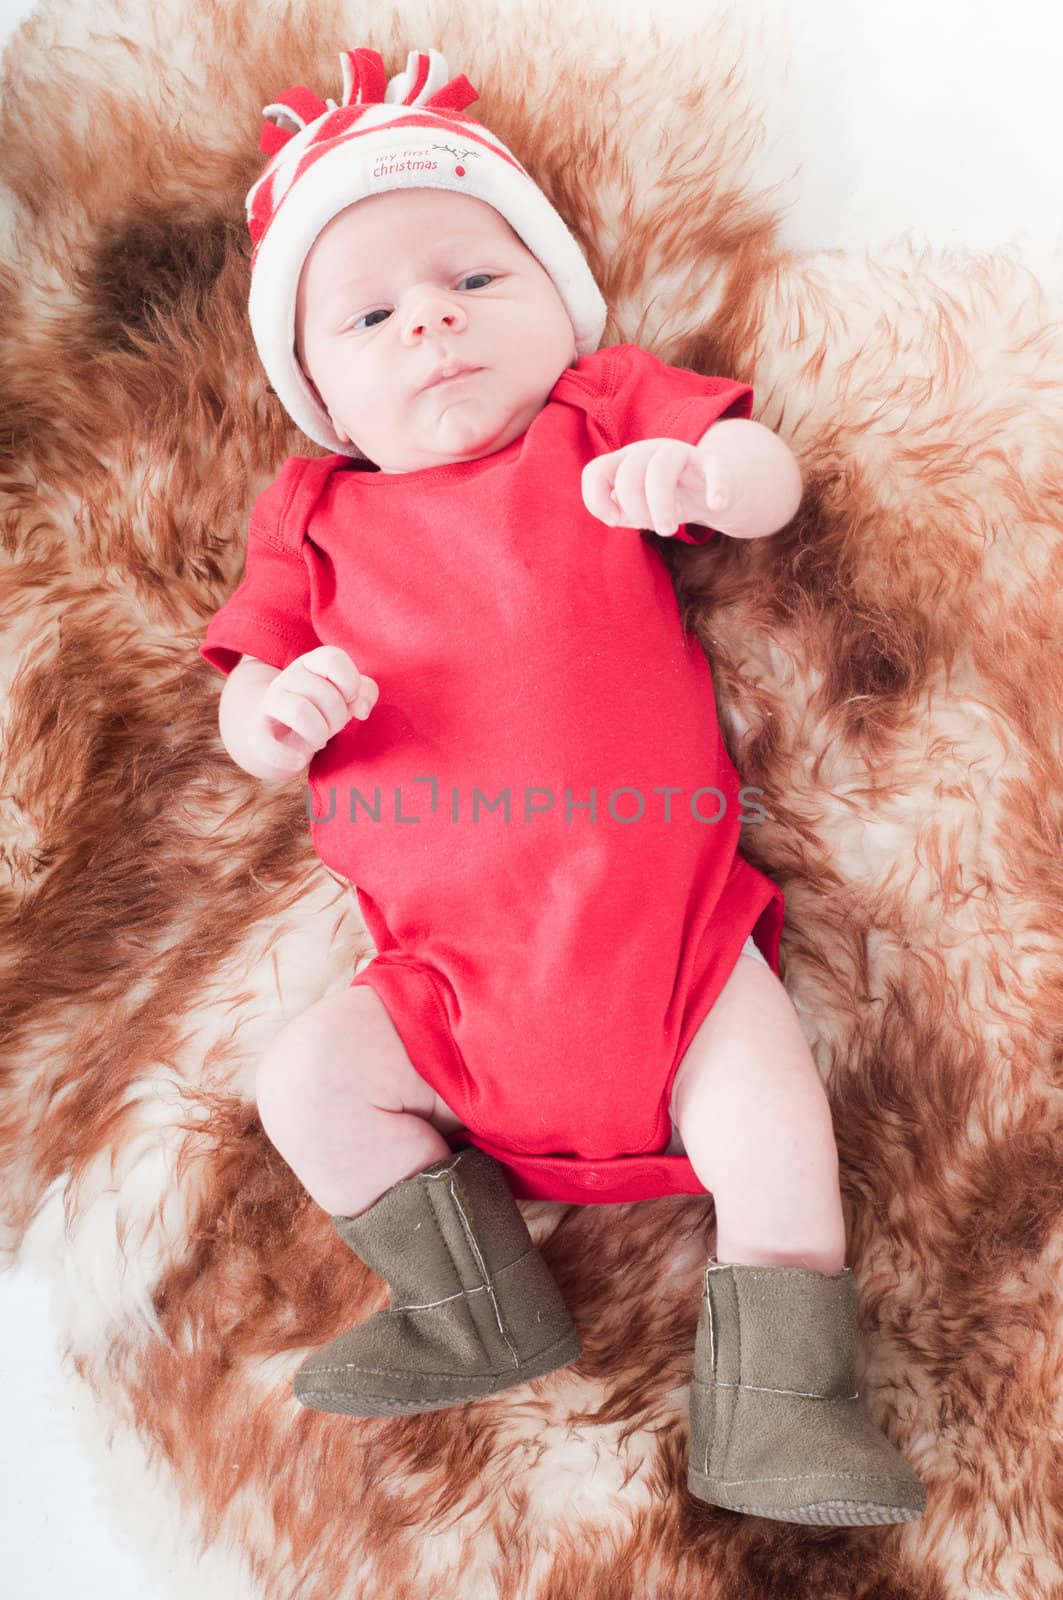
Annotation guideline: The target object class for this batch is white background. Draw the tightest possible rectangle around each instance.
[3,0,1062,1595]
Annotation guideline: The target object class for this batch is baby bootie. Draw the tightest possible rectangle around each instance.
[293,1145,582,1416]
[687,1259,927,1525]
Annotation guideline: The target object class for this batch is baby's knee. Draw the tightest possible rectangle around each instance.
[253,989,395,1132]
[674,1045,840,1188]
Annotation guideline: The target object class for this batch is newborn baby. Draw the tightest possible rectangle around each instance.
[200,46,925,1526]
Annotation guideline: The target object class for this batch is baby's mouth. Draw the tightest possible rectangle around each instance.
[422,365,482,392]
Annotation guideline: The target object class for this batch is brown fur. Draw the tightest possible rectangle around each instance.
[1,1,1061,1595]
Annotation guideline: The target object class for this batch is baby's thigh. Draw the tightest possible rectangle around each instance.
[254,984,460,1134]
[669,952,829,1147]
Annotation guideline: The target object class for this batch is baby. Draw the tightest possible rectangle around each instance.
[200,47,925,1526]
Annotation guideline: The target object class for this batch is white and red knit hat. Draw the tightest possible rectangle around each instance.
[246,46,608,456]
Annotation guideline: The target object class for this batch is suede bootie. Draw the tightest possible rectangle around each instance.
[687,1260,927,1525]
[293,1146,582,1416]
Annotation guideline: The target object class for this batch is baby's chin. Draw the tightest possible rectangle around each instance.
[368,393,546,472]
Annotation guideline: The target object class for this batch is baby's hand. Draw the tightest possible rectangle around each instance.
[581,438,733,538]
[252,646,379,776]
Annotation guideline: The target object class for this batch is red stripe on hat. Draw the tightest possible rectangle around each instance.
[247,166,278,249]
[303,103,372,150]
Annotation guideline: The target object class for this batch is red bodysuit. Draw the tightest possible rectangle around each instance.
[200,343,785,1204]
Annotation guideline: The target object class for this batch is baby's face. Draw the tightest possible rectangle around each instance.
[294,188,579,472]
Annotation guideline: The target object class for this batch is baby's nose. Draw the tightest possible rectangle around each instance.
[402,292,467,341]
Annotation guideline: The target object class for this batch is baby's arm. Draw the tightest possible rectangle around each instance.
[582,419,802,542]
[219,657,291,783]
[218,648,378,784]
[690,418,803,541]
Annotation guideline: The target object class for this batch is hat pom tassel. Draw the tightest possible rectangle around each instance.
[259,47,479,156]
[258,86,329,155]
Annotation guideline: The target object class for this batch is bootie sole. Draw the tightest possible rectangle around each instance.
[687,1466,926,1525]
[295,1326,582,1416]
[688,1472,922,1523]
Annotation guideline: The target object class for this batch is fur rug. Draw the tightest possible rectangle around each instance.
[2,1,1061,1595]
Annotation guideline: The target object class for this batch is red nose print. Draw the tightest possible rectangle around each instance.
[455,165,466,177]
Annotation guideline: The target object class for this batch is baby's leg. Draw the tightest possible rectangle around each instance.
[254,985,462,1218]
[669,953,847,1274]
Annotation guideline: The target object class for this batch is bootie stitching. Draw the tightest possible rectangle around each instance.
[387,1158,523,1367]
[704,1264,859,1404]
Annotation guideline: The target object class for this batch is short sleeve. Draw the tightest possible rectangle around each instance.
[199,459,323,677]
[598,343,754,446]
[592,343,755,545]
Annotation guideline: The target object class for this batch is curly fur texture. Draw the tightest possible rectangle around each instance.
[1,1,1061,1596]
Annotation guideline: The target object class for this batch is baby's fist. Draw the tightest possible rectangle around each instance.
[581,438,731,538]
[256,646,379,775]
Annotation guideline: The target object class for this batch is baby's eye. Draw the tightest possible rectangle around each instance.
[349,274,496,331]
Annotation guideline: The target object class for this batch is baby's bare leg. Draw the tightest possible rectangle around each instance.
[254,985,459,1218]
[670,954,847,1274]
